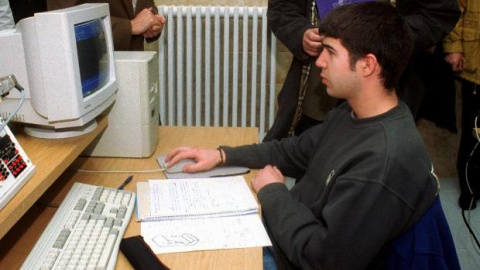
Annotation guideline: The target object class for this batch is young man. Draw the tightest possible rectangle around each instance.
[166,2,438,269]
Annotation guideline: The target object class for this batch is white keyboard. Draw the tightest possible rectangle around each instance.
[21,182,136,270]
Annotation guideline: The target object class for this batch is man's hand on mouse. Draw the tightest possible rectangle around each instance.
[165,147,223,173]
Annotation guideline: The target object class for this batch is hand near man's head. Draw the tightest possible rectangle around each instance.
[303,28,324,57]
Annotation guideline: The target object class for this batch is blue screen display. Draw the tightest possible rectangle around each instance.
[74,18,110,98]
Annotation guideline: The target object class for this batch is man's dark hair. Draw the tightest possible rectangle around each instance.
[318,2,414,90]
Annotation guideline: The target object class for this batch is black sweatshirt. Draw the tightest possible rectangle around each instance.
[223,102,438,270]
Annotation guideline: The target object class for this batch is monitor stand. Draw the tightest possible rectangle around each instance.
[24,120,98,139]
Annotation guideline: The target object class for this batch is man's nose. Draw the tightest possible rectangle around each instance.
[315,52,326,69]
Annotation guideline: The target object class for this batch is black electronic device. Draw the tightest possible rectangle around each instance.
[120,235,170,270]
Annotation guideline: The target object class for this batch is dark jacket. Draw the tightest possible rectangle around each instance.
[264,0,460,141]
[383,196,460,270]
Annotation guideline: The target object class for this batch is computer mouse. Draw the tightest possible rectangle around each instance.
[164,158,196,173]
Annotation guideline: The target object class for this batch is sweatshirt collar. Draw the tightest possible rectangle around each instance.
[348,101,408,127]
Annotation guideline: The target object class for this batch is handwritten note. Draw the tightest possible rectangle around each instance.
[142,176,258,220]
[141,214,272,254]
[138,176,271,253]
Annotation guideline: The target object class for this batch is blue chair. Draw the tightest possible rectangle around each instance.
[383,196,461,270]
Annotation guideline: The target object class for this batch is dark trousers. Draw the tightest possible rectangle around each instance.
[457,79,480,209]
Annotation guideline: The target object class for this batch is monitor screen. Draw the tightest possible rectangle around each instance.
[75,18,110,98]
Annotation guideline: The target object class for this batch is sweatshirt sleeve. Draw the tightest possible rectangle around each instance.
[222,124,324,179]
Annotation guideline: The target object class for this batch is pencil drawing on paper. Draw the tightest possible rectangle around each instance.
[152,233,199,247]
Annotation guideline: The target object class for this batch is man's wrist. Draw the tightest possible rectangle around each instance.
[217,147,225,166]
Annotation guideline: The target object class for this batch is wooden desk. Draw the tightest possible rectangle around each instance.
[0,115,108,240]
[0,126,262,270]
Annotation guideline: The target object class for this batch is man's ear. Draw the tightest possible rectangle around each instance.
[360,53,378,77]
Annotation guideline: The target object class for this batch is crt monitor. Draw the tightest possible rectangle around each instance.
[0,4,118,138]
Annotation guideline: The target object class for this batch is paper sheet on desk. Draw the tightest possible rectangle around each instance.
[157,155,250,179]
[141,214,272,254]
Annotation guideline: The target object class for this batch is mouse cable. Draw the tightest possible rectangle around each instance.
[76,168,166,174]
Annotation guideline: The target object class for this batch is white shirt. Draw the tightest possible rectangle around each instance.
[132,0,137,13]
[0,0,14,30]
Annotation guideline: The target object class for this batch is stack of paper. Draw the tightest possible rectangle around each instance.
[137,176,272,254]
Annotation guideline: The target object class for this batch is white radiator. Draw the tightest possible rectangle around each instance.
[157,5,277,139]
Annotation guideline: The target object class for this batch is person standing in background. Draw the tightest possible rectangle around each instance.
[48,0,166,51]
[8,0,47,24]
[264,0,460,142]
[444,0,480,210]
[0,0,14,30]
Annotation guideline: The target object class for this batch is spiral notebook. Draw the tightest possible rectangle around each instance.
[136,176,259,221]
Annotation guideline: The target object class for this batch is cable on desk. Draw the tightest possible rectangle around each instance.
[0,88,25,132]
[76,168,166,174]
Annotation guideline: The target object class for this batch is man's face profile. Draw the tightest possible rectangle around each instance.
[315,37,360,99]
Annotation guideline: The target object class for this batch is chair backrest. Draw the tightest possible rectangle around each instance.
[383,196,461,270]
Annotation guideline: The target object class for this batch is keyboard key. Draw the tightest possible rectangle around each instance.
[96,229,119,270]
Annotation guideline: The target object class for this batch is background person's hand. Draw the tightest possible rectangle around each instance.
[144,13,166,38]
[131,8,161,35]
[445,52,464,72]
[302,28,324,57]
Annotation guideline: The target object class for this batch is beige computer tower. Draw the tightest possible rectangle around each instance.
[83,51,159,157]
